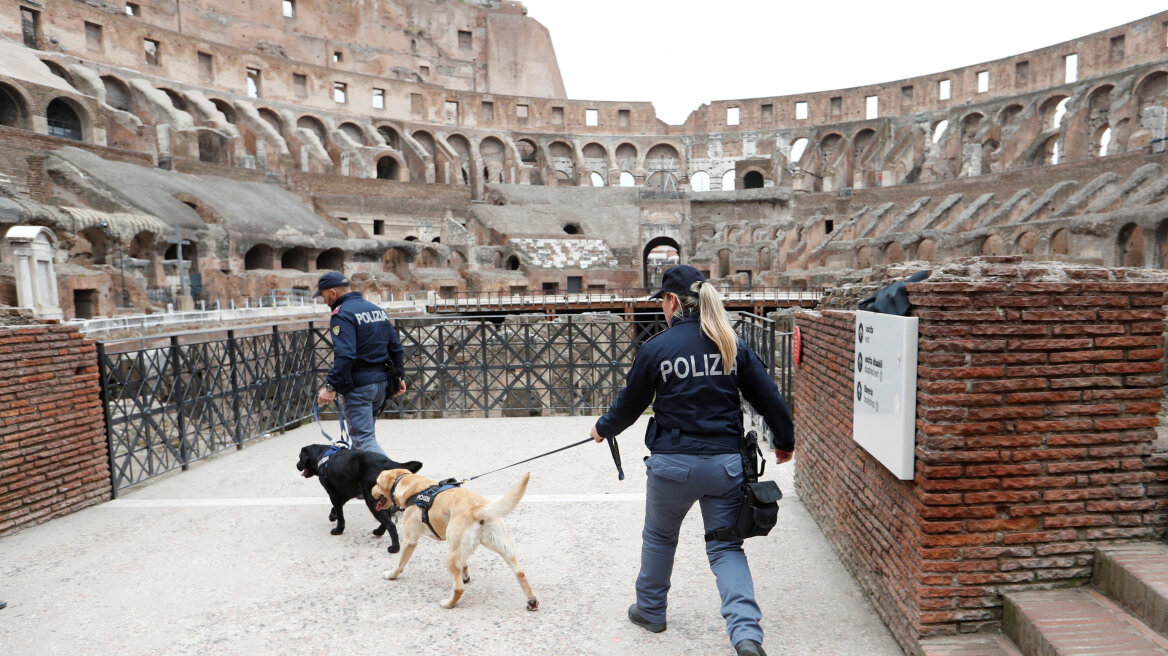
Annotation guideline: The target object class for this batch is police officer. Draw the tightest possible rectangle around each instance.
[590,265,794,656]
[314,272,406,457]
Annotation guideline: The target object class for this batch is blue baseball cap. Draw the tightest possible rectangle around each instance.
[649,264,706,300]
[313,271,350,297]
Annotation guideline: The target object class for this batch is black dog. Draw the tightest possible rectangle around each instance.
[297,444,423,553]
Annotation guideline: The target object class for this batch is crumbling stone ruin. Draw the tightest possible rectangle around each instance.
[2,2,1168,318]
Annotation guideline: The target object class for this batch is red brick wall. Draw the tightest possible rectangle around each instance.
[0,323,110,535]
[795,261,1168,652]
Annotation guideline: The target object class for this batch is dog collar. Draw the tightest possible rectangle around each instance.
[388,473,408,513]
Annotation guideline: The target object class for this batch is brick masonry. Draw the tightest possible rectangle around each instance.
[0,323,110,535]
[794,261,1168,653]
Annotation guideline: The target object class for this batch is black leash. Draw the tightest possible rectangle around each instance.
[460,436,625,483]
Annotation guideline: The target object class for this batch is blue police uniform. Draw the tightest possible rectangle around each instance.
[326,291,405,457]
[595,312,794,648]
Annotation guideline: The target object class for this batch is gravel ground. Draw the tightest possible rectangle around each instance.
[0,415,903,656]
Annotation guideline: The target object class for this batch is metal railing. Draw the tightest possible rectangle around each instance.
[97,312,793,494]
[429,287,822,310]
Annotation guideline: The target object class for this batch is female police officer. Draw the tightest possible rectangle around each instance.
[591,265,793,656]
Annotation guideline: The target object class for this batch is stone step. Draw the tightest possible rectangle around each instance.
[1003,588,1168,656]
[918,633,1025,656]
[1093,543,1168,638]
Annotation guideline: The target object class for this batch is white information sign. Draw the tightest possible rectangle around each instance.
[852,310,919,480]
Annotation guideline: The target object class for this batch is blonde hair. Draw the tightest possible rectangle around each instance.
[670,281,738,366]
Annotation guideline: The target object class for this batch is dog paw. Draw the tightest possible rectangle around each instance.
[372,526,386,537]
[383,570,401,580]
[527,598,539,612]
[330,527,344,536]
[387,543,400,554]
[441,599,456,609]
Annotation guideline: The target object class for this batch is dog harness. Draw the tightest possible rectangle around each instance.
[316,444,348,482]
[394,477,461,540]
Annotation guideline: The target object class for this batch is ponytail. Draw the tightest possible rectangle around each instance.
[694,281,738,366]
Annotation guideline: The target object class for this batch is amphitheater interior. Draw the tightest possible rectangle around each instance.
[3,1,1168,318]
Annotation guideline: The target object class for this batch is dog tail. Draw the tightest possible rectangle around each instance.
[478,472,530,521]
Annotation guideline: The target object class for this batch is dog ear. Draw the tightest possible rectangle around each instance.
[405,461,423,473]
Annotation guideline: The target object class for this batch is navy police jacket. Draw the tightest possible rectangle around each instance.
[326,291,405,394]
[595,313,794,455]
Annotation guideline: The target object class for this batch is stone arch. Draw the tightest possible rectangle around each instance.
[297,114,328,145]
[856,244,872,269]
[376,155,401,180]
[981,234,1004,256]
[853,128,875,156]
[244,244,275,270]
[0,81,31,130]
[448,250,467,271]
[548,140,576,184]
[100,75,134,113]
[997,103,1025,130]
[883,241,904,264]
[1016,231,1039,254]
[643,236,681,287]
[196,129,228,164]
[619,171,636,187]
[338,121,365,145]
[257,107,283,134]
[690,171,710,192]
[76,227,112,265]
[480,136,507,183]
[1040,134,1061,165]
[647,171,679,191]
[377,125,400,149]
[758,245,772,270]
[516,138,538,164]
[1092,124,1112,158]
[1039,95,1070,130]
[41,60,74,87]
[743,170,764,189]
[916,238,936,262]
[717,248,732,278]
[46,97,86,142]
[582,141,608,180]
[1118,222,1146,267]
[383,247,411,279]
[281,246,309,272]
[932,120,950,144]
[721,170,735,191]
[447,133,473,185]
[960,112,984,143]
[1134,70,1168,119]
[506,254,521,271]
[157,87,188,113]
[645,143,680,178]
[789,137,809,166]
[1050,228,1070,256]
[416,247,440,268]
[412,130,436,155]
[616,142,637,172]
[209,98,236,124]
[316,248,343,271]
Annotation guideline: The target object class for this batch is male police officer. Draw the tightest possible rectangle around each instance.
[314,272,406,456]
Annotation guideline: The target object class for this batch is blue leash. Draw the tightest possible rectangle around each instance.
[313,400,352,449]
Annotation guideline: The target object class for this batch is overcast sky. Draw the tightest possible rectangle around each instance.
[520,0,1168,125]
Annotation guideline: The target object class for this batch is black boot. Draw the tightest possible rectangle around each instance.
[735,640,766,656]
[627,604,666,633]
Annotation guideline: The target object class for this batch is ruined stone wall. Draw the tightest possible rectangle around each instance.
[0,322,109,535]
[794,260,1168,651]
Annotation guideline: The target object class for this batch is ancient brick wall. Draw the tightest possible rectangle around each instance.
[0,323,109,535]
[794,260,1168,652]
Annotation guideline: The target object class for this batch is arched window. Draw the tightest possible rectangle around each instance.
[721,170,735,191]
[743,171,764,189]
[789,138,808,165]
[690,171,710,192]
[376,156,400,180]
[932,120,949,144]
[619,171,635,187]
[589,172,605,187]
[46,98,83,141]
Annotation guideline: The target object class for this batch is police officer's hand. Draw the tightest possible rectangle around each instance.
[775,449,794,465]
[590,425,604,443]
[317,387,336,406]
[393,380,406,398]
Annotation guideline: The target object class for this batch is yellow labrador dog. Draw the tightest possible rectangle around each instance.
[372,468,538,610]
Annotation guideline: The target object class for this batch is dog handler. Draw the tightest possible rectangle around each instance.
[315,272,406,457]
[591,265,794,656]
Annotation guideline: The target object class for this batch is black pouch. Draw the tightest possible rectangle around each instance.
[375,361,403,417]
[705,430,783,542]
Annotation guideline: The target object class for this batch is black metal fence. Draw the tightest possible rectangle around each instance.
[97,313,792,494]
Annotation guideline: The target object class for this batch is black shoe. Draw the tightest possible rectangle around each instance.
[627,604,665,633]
[735,640,766,656]
[0,601,6,610]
